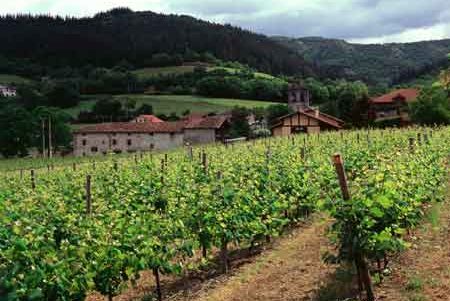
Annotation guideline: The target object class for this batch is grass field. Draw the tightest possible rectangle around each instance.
[132,65,275,80]
[64,94,281,118]
[0,74,32,84]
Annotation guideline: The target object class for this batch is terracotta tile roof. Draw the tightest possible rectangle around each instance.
[74,122,184,134]
[302,108,345,126]
[135,115,164,123]
[271,110,342,129]
[184,115,228,129]
[370,89,419,104]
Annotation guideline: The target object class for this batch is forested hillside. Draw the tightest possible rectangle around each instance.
[0,8,314,77]
[274,36,450,87]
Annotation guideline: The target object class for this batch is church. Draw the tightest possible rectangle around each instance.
[271,83,344,136]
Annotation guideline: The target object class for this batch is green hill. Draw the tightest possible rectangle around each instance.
[132,65,276,80]
[0,8,314,77]
[64,94,281,118]
[0,74,32,85]
[274,36,450,87]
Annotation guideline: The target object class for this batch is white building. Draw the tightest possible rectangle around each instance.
[0,85,17,97]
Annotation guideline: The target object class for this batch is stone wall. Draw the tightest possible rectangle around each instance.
[74,132,184,156]
[184,129,216,145]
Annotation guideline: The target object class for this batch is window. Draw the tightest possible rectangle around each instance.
[127,139,132,146]
[91,147,98,153]
[112,139,117,145]
[150,144,154,150]
[149,133,154,137]
[82,139,87,146]
[170,133,175,139]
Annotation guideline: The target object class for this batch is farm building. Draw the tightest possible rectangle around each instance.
[183,115,230,145]
[0,85,17,97]
[73,115,231,156]
[73,122,184,156]
[271,83,343,136]
[368,88,419,125]
[271,109,343,136]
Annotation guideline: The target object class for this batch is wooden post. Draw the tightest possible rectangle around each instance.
[47,164,50,173]
[153,267,162,301]
[20,169,23,180]
[188,146,193,160]
[417,133,422,145]
[409,138,415,153]
[220,237,229,274]
[86,175,92,215]
[113,161,118,171]
[424,133,429,144]
[332,154,374,301]
[202,152,208,173]
[30,169,36,190]
[301,147,306,160]
[72,163,76,171]
[332,154,350,201]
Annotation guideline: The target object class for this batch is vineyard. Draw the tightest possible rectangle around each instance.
[0,127,448,301]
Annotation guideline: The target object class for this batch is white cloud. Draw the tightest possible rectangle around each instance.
[1,0,450,43]
[350,23,450,44]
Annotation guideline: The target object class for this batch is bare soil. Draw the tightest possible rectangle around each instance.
[375,197,450,301]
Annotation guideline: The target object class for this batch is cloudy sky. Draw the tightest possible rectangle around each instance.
[2,0,450,44]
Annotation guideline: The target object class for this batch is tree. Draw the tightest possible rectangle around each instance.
[229,106,251,138]
[410,86,450,125]
[135,103,154,115]
[0,101,35,157]
[16,84,47,110]
[46,81,80,108]
[33,107,73,154]
[123,98,137,119]
[265,104,292,125]
[92,97,124,121]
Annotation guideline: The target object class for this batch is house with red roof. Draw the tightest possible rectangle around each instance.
[368,88,419,125]
[73,114,230,156]
[132,114,164,123]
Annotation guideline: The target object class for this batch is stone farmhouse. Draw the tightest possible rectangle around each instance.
[368,88,419,126]
[271,83,343,136]
[73,114,229,156]
[0,85,17,97]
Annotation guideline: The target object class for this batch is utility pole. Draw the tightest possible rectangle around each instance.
[48,117,53,159]
[41,118,46,158]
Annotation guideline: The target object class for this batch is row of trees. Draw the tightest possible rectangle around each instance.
[410,58,450,125]
[0,99,72,157]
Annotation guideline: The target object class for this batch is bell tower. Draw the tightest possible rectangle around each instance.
[287,82,311,112]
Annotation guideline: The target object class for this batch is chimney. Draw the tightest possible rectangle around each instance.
[315,109,319,118]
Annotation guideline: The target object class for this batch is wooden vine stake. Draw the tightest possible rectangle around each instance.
[332,153,374,301]
[201,152,208,173]
[301,147,306,160]
[30,169,36,190]
[188,146,193,160]
[153,267,162,301]
[409,137,415,153]
[85,175,92,215]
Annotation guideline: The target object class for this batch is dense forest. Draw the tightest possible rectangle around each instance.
[275,36,450,87]
[0,8,314,78]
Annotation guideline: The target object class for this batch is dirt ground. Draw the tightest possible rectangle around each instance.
[88,183,450,301]
[88,215,343,301]
[375,197,450,301]
[182,216,337,301]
